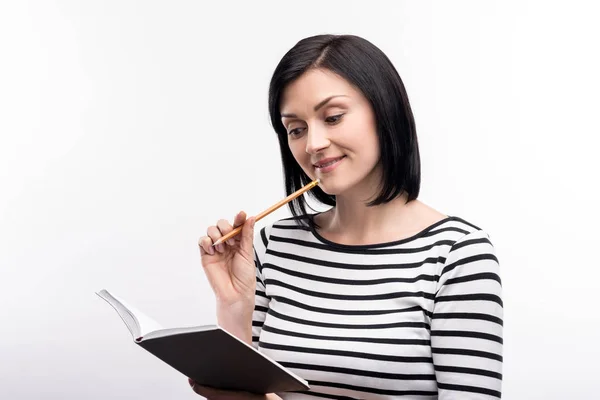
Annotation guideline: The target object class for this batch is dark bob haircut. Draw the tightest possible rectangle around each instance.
[268,34,420,227]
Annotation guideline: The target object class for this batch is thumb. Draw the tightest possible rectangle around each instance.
[239,216,256,255]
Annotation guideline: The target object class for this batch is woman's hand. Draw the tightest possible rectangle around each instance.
[198,211,257,342]
[198,211,256,307]
[189,378,280,400]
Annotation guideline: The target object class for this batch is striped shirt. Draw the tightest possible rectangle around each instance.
[251,214,503,399]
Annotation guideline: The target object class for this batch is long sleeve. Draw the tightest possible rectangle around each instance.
[431,229,503,399]
[251,225,272,350]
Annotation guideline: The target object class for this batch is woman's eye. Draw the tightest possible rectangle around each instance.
[288,127,304,137]
[325,114,344,124]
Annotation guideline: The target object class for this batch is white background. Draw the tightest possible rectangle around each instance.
[1,1,599,399]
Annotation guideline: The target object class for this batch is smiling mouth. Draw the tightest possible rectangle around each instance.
[317,158,340,167]
[314,156,345,167]
[313,156,346,172]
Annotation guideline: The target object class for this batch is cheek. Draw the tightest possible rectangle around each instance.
[346,123,378,151]
[348,127,380,165]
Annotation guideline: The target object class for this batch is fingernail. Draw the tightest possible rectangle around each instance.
[227,239,235,246]
[208,246,214,255]
[217,244,224,252]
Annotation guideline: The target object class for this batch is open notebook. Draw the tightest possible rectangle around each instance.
[97,289,309,394]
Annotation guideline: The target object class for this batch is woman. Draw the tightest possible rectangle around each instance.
[194,34,503,399]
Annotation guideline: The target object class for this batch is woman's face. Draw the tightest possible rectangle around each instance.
[280,68,381,198]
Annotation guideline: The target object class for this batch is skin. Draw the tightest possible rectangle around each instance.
[195,67,446,399]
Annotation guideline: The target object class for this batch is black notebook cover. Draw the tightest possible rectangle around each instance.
[138,328,309,394]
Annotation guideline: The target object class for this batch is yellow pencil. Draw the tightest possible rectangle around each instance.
[211,178,320,247]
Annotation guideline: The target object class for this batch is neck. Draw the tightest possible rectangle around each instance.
[321,192,416,243]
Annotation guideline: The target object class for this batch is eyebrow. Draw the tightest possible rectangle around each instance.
[281,95,349,118]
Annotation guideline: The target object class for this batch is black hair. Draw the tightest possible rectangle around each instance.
[268,34,420,227]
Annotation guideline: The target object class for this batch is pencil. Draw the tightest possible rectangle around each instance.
[211,178,320,247]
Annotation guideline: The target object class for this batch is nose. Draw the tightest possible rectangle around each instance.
[305,125,330,155]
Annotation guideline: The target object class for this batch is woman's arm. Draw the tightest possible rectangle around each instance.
[191,227,276,398]
[215,225,272,347]
[431,230,503,399]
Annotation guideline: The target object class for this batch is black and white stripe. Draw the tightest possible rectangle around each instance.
[252,215,502,399]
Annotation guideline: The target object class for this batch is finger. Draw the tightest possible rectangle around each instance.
[233,210,247,228]
[229,211,247,245]
[239,216,256,259]
[189,382,223,399]
[216,218,235,247]
[231,211,247,244]
[206,225,225,253]
[198,236,215,256]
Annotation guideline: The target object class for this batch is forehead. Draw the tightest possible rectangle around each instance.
[280,69,357,111]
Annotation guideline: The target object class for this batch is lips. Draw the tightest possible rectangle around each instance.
[313,156,346,174]
[313,156,345,168]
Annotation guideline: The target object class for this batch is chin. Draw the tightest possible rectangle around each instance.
[315,177,348,196]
